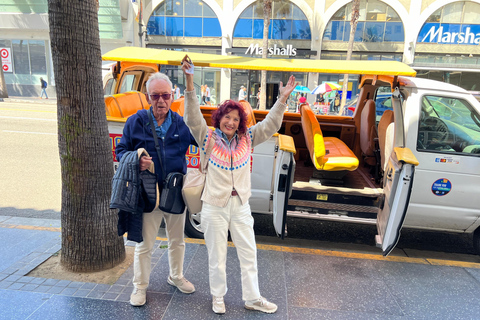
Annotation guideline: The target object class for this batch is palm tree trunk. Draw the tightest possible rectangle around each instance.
[260,0,272,110]
[48,0,125,272]
[339,0,360,116]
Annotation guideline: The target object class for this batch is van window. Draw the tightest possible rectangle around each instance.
[104,78,116,96]
[417,95,480,155]
[119,74,137,93]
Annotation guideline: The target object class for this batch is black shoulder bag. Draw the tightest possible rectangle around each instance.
[148,109,185,214]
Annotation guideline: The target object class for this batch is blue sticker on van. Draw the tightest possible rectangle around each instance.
[431,178,452,196]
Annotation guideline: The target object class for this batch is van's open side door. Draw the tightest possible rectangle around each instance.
[376,148,418,256]
[273,135,296,239]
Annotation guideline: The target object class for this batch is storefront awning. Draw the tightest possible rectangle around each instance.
[103,47,417,76]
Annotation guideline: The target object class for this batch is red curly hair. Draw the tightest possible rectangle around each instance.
[211,100,248,135]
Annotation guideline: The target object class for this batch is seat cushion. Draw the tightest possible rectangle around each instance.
[321,137,359,171]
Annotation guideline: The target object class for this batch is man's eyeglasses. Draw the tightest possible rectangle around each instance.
[149,93,171,101]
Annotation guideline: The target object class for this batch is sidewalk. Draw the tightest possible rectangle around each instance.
[1,216,480,319]
[1,97,57,104]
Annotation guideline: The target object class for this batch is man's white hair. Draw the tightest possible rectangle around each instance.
[146,72,172,93]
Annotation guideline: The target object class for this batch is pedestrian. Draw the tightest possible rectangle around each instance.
[116,72,197,307]
[174,84,181,100]
[205,84,211,105]
[238,85,246,101]
[181,55,297,315]
[334,91,341,112]
[201,84,206,105]
[40,77,48,99]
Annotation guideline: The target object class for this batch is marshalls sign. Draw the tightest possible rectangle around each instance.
[418,23,480,45]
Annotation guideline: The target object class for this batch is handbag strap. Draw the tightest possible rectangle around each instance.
[201,131,215,174]
[147,108,165,181]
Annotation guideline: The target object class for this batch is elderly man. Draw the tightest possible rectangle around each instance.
[116,72,197,307]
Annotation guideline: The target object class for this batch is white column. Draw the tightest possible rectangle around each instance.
[404,1,422,65]
[220,0,234,102]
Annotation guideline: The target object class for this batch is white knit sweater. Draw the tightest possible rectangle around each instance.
[184,90,286,207]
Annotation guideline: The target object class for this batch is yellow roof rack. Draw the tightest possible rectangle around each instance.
[102,47,417,77]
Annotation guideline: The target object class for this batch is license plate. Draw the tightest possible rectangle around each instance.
[316,194,328,201]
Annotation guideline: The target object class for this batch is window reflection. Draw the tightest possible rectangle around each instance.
[324,0,404,43]
[148,0,221,37]
[233,0,311,40]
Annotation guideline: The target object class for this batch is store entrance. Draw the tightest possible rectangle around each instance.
[250,82,279,109]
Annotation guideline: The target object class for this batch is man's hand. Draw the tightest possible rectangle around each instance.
[139,156,153,171]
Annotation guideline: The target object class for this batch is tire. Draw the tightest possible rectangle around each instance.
[474,228,480,255]
[184,210,204,239]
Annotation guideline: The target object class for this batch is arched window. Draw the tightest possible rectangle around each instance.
[324,0,404,42]
[233,0,310,40]
[147,0,221,37]
[418,1,480,45]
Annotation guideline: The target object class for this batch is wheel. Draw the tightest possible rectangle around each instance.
[184,210,204,239]
[474,228,480,255]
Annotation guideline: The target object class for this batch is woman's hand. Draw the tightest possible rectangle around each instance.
[278,75,297,104]
[139,156,153,171]
[181,55,195,91]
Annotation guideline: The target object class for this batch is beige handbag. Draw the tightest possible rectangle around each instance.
[182,133,215,214]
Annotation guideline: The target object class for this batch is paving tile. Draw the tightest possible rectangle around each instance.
[5,274,21,282]
[288,306,404,320]
[17,276,36,283]
[92,284,111,292]
[33,285,53,293]
[284,253,403,317]
[73,289,91,298]
[116,292,131,302]
[103,292,119,300]
[0,288,52,320]
[47,286,64,294]
[8,282,25,290]
[60,287,78,296]
[30,277,46,285]
[80,282,97,290]
[29,293,170,320]
[67,281,85,288]
[56,280,71,287]
[373,261,480,319]
[43,278,59,286]
[87,290,106,299]
[0,281,14,289]
[108,284,125,293]
[20,283,39,291]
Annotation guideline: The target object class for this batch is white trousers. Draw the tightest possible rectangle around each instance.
[132,207,186,289]
[202,196,261,301]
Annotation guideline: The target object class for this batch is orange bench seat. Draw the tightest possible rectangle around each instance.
[300,104,358,173]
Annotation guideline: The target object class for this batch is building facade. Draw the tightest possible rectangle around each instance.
[2,0,480,103]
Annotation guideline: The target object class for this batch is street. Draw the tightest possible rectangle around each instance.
[1,99,479,263]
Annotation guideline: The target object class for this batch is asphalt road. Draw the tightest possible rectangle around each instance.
[1,99,479,263]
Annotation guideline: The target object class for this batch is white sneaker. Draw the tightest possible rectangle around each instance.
[245,296,278,313]
[167,276,195,294]
[130,288,147,306]
[212,295,226,314]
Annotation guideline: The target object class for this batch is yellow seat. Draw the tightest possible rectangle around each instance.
[300,104,358,173]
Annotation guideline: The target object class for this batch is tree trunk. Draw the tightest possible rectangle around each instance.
[260,0,272,110]
[339,0,360,116]
[48,0,125,272]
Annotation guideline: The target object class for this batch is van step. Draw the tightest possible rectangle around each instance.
[288,199,378,214]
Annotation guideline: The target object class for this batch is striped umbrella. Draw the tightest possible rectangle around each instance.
[310,82,342,95]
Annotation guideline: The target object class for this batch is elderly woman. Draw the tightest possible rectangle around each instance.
[181,55,296,314]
